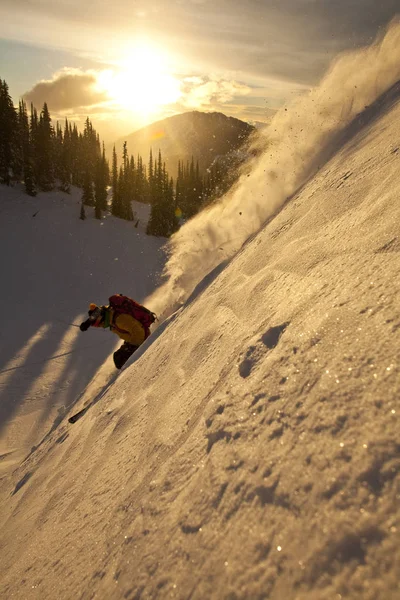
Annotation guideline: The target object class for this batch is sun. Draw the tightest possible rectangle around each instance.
[97,43,182,116]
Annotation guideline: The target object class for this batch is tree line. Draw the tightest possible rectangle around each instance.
[0,78,236,236]
[0,78,112,219]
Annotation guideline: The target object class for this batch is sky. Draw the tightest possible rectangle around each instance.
[0,0,399,141]
[1,21,400,594]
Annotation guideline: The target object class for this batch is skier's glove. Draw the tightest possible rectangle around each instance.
[80,318,91,332]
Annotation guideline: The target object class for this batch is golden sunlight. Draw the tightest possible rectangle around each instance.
[97,43,182,116]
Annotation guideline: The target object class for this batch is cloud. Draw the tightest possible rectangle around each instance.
[23,68,108,111]
[3,0,398,99]
[180,76,251,109]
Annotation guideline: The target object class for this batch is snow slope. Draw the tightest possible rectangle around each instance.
[150,18,400,318]
[1,21,400,600]
[0,187,166,472]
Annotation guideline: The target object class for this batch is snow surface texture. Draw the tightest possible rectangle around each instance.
[1,19,400,600]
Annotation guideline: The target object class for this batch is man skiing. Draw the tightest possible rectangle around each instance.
[79,295,156,369]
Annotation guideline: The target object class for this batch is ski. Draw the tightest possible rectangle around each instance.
[68,405,91,423]
[68,370,120,424]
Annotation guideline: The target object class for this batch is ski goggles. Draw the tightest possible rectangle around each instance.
[88,306,104,327]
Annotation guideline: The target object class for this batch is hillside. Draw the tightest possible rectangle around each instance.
[110,111,254,178]
[1,22,400,600]
[0,187,166,471]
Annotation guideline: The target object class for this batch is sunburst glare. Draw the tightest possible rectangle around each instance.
[97,43,182,117]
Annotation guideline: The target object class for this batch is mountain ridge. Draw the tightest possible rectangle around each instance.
[109,110,255,178]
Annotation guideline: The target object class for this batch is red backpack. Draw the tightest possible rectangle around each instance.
[109,294,156,338]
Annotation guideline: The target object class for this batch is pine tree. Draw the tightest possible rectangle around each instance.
[129,155,136,198]
[29,103,39,188]
[111,145,121,216]
[136,155,147,202]
[175,156,205,219]
[80,117,97,205]
[94,144,108,219]
[120,141,133,220]
[36,102,54,190]
[122,140,128,172]
[0,79,18,185]
[18,99,36,195]
[53,121,64,185]
[175,160,184,219]
[147,149,176,236]
[70,124,80,186]
[12,101,24,182]
[117,164,131,219]
[148,148,154,203]
[186,156,197,217]
[101,143,109,210]
[111,142,134,221]
[82,169,94,206]
[59,118,71,193]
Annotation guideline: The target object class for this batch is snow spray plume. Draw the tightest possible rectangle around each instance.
[148,18,400,320]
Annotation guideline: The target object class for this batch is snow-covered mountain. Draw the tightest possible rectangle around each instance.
[1,20,400,600]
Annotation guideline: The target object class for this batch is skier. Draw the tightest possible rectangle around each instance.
[79,295,155,369]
